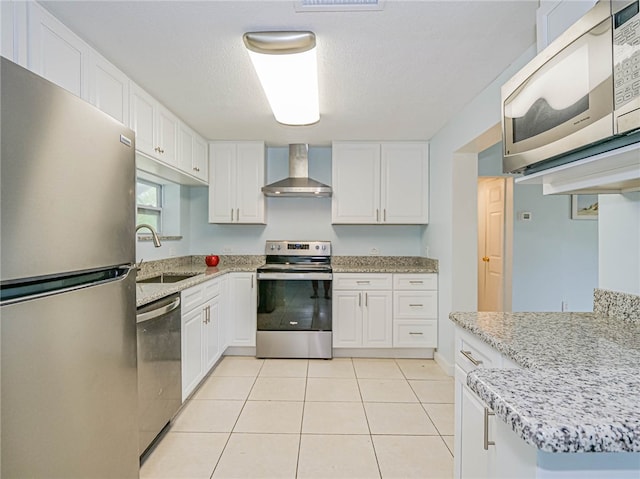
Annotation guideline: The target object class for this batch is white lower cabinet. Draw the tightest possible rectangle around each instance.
[392,273,437,347]
[332,274,393,348]
[227,272,257,347]
[455,326,504,479]
[333,272,438,350]
[181,277,223,401]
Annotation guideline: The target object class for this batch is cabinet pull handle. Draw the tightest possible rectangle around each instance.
[409,332,423,335]
[365,292,368,307]
[409,280,423,284]
[356,281,370,285]
[484,407,495,450]
[383,209,386,221]
[359,292,362,307]
[376,209,379,222]
[460,350,483,366]
[230,209,234,221]
[251,274,254,289]
[236,208,240,221]
[409,304,423,307]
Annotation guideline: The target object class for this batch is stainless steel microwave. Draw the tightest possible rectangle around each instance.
[502,0,640,174]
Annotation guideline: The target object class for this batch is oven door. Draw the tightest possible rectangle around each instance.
[257,272,332,332]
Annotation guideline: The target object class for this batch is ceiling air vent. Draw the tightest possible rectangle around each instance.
[295,0,384,12]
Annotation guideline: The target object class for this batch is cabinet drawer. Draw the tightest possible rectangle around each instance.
[394,291,437,318]
[393,320,437,347]
[393,273,437,290]
[332,273,392,290]
[455,328,501,374]
[181,283,204,313]
[203,277,221,300]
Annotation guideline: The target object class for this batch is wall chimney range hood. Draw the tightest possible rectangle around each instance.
[262,144,332,197]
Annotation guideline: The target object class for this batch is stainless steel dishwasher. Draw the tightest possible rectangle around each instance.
[136,293,182,458]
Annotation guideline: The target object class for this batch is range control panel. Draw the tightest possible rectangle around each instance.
[265,241,331,256]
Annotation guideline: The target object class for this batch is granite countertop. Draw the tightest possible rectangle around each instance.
[136,255,264,307]
[450,302,640,453]
[136,255,439,306]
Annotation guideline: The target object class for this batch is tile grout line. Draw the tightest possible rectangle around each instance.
[208,359,264,479]
[294,360,310,479]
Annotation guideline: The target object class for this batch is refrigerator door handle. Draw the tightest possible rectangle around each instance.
[1,265,135,306]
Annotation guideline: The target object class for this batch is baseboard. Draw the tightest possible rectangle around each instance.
[434,351,454,376]
[332,348,434,359]
[223,346,256,356]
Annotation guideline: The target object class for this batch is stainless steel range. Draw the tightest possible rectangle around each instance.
[256,240,332,359]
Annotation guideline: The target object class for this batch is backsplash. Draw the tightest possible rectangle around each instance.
[593,288,640,322]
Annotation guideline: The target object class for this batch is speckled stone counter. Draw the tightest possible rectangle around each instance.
[136,255,438,306]
[450,296,640,453]
[136,255,263,307]
[332,255,437,273]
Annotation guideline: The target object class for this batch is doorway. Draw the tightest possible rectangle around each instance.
[477,176,513,311]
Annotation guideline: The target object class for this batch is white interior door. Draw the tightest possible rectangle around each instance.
[478,177,505,311]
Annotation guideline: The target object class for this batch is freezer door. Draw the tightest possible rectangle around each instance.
[0,58,136,282]
[1,270,139,478]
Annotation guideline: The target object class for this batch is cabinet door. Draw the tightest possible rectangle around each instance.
[332,290,363,347]
[209,142,237,223]
[218,275,229,352]
[228,273,256,347]
[87,52,129,125]
[460,383,495,479]
[332,142,381,224]
[381,142,429,224]
[182,306,204,401]
[193,135,209,183]
[235,142,265,224]
[204,298,220,372]
[27,2,87,98]
[178,123,195,176]
[362,291,392,347]
[130,84,156,157]
[156,105,179,167]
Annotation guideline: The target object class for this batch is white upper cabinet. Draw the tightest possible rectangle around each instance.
[87,52,129,126]
[381,143,429,224]
[209,141,266,224]
[332,141,429,224]
[332,142,381,223]
[130,82,178,168]
[537,0,598,52]
[178,123,208,183]
[26,2,88,98]
[130,83,156,154]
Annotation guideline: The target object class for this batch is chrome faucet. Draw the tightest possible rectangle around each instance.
[135,224,162,248]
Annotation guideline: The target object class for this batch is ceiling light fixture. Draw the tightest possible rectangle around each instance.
[243,31,319,126]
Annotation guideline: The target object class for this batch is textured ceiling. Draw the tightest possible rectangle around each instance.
[41,0,538,146]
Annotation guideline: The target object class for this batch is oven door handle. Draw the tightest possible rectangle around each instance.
[256,272,333,281]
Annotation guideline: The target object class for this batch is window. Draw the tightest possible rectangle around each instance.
[136,179,162,233]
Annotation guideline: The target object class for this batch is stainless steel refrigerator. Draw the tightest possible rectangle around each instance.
[0,57,139,478]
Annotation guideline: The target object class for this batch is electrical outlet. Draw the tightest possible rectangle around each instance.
[169,247,176,257]
[561,301,569,312]
[223,247,232,254]
[425,245,430,258]
[369,248,380,256]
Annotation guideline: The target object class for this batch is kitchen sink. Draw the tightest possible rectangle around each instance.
[136,273,199,284]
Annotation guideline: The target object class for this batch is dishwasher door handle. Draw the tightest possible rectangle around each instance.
[137,297,181,323]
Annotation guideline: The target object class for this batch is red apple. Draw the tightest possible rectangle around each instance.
[205,255,219,267]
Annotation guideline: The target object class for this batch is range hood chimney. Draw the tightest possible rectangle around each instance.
[262,144,332,197]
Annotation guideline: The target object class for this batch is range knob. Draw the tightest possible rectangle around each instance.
[315,245,320,250]
[277,245,281,250]
[322,245,327,251]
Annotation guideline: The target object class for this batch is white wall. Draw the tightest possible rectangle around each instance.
[478,143,598,312]
[187,146,423,256]
[424,44,537,370]
[599,192,640,295]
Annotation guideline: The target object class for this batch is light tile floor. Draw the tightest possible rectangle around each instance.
[141,357,454,479]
